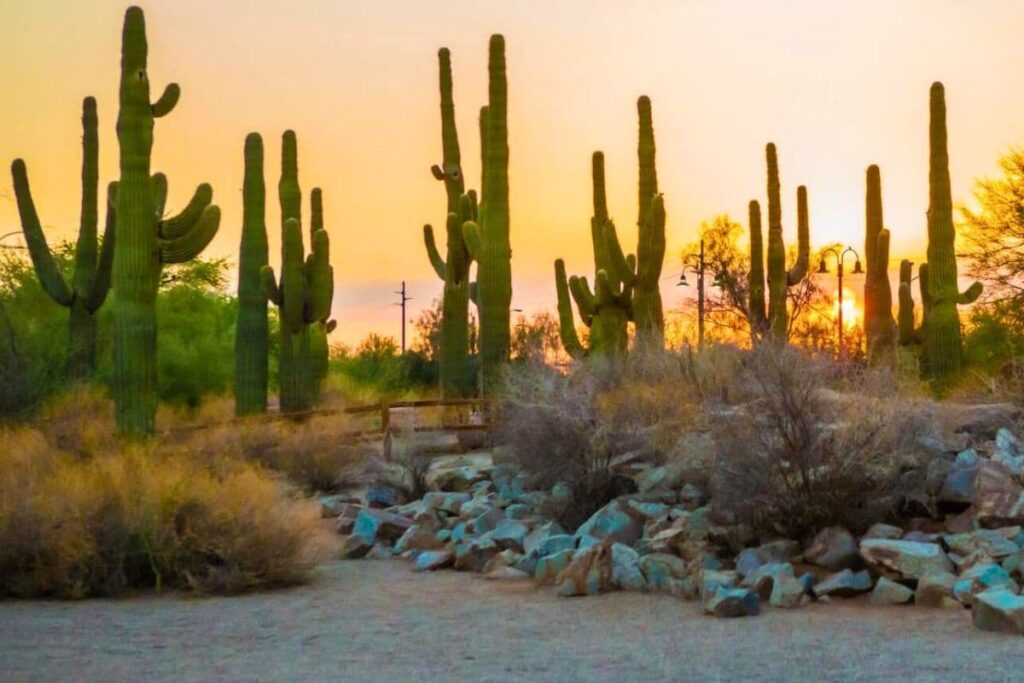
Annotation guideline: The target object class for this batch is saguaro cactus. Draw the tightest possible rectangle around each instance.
[749,144,809,342]
[923,82,982,390]
[423,47,475,397]
[897,259,930,348]
[462,35,511,393]
[747,200,767,337]
[308,187,335,396]
[262,131,333,412]
[11,97,115,380]
[112,6,221,434]
[630,96,666,351]
[234,133,269,415]
[554,152,632,359]
[863,165,895,360]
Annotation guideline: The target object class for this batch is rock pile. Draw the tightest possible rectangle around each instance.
[323,416,1024,634]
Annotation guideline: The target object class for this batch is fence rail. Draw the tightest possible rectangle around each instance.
[164,397,492,457]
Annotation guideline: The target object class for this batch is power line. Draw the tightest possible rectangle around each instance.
[394,281,411,353]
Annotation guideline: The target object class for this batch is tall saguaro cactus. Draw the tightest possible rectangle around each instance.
[234,133,269,415]
[308,187,335,397]
[112,6,221,434]
[630,96,666,351]
[423,47,475,397]
[747,200,767,338]
[462,35,511,393]
[923,82,982,390]
[749,144,809,342]
[262,131,333,412]
[863,165,895,360]
[11,97,115,380]
[554,152,632,359]
[897,259,930,349]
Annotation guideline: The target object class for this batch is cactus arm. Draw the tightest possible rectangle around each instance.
[748,199,766,332]
[326,319,337,334]
[151,83,180,118]
[462,220,482,260]
[159,183,213,239]
[602,219,637,285]
[554,259,585,359]
[636,95,658,230]
[786,185,810,285]
[84,182,118,313]
[261,265,282,305]
[304,229,333,323]
[568,275,596,320]
[423,224,447,279]
[279,130,301,226]
[158,205,220,264]
[72,96,100,301]
[765,143,789,339]
[897,259,916,346]
[436,47,465,211]
[958,282,983,305]
[10,159,74,306]
[637,193,666,287]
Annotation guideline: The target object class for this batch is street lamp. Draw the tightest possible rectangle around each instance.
[817,246,863,356]
[678,239,707,349]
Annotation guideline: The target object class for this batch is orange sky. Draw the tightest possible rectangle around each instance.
[3,1,1023,345]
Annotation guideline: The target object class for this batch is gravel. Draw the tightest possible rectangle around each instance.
[2,560,1024,682]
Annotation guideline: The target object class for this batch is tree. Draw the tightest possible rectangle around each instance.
[962,149,1024,332]
[511,311,561,364]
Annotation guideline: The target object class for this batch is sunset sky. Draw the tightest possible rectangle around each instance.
[3,1,1024,345]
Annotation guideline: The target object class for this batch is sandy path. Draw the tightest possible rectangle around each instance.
[1,559,1023,683]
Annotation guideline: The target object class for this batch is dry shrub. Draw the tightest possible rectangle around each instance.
[37,386,117,458]
[687,342,746,404]
[711,344,927,539]
[0,426,321,598]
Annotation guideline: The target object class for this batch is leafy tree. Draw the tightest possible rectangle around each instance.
[511,311,561,364]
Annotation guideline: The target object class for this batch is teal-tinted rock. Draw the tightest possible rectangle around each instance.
[365,486,402,509]
[813,569,873,598]
[413,550,454,572]
[765,565,806,608]
[489,519,529,552]
[944,529,1019,559]
[742,562,792,600]
[805,526,859,571]
[700,569,739,602]
[863,523,903,540]
[993,450,1024,476]
[870,577,914,605]
[611,543,647,591]
[353,508,414,544]
[534,549,573,584]
[496,474,527,504]
[683,507,711,542]
[860,539,953,580]
[504,503,531,521]
[996,428,1021,456]
[394,525,446,554]
[574,500,643,547]
[704,587,760,618]
[556,544,614,597]
[955,448,979,468]
[466,507,501,536]
[422,491,472,515]
[453,536,500,572]
[524,521,568,555]
[915,571,958,607]
[435,528,453,543]
[627,500,670,521]
[953,563,1019,606]
[973,589,1024,635]
[342,533,373,559]
[535,534,575,558]
[639,553,687,593]
[427,464,486,492]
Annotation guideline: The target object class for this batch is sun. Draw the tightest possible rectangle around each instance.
[832,287,861,329]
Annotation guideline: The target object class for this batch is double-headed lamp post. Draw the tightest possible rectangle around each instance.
[678,240,706,349]
[817,246,863,355]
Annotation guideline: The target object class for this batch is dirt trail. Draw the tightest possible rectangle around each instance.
[1,560,1022,682]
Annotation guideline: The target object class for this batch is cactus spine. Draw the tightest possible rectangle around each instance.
[923,82,982,390]
[863,165,895,361]
[112,7,221,434]
[554,152,632,359]
[234,133,269,415]
[11,97,115,380]
[261,131,333,412]
[462,35,511,393]
[423,47,474,397]
[749,144,809,341]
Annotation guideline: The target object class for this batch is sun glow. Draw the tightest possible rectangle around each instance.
[832,287,861,330]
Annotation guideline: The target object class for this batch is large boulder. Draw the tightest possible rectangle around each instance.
[742,562,795,602]
[701,569,739,602]
[453,537,501,572]
[365,486,403,509]
[859,539,953,581]
[813,569,872,598]
[973,589,1024,635]
[394,525,446,554]
[334,503,363,535]
[805,527,859,571]
[321,494,359,518]
[704,587,760,618]
[427,464,487,493]
[421,491,472,515]
[634,461,688,493]
[870,577,914,605]
[974,461,1024,527]
[534,549,574,585]
[863,523,903,541]
[412,550,454,572]
[556,543,614,597]
[639,554,689,595]
[524,521,568,555]
[611,543,647,591]
[342,534,373,559]
[488,519,529,553]
[952,403,1023,441]
[735,540,801,579]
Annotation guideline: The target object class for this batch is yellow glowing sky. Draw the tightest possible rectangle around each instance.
[3,1,1024,344]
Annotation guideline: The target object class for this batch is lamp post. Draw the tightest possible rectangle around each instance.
[678,240,706,349]
[0,231,25,250]
[817,246,863,356]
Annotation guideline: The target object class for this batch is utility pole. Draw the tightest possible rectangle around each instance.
[394,281,411,353]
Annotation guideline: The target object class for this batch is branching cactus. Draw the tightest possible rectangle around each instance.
[261,131,333,412]
[462,35,511,394]
[11,97,116,380]
[863,165,895,360]
[308,187,336,397]
[748,144,810,342]
[924,82,982,390]
[554,152,632,359]
[423,47,475,397]
[897,259,930,347]
[112,7,221,435]
[234,133,269,416]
